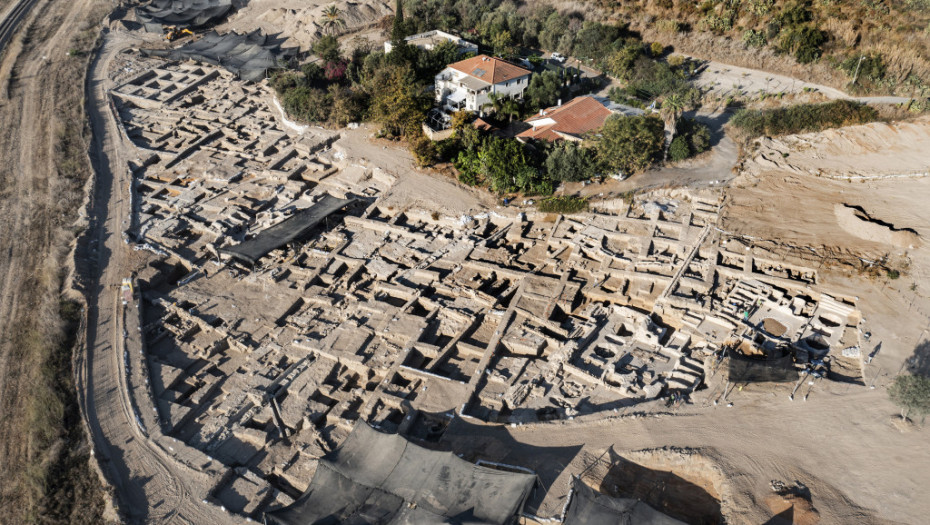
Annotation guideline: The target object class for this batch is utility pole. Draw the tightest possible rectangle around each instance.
[852,55,866,86]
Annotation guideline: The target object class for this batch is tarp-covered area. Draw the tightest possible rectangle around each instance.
[143,30,292,82]
[135,0,237,33]
[265,422,537,525]
[563,478,686,525]
[726,353,798,383]
[219,194,356,266]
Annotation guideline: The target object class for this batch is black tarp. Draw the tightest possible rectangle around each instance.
[135,0,237,33]
[726,353,798,383]
[563,478,685,525]
[143,30,291,82]
[265,423,537,525]
[219,194,355,266]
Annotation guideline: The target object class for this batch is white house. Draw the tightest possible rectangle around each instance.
[384,30,479,55]
[434,55,532,113]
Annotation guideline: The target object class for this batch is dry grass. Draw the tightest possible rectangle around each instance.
[0,5,110,523]
[573,0,930,96]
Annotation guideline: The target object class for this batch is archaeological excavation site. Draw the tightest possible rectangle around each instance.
[90,42,891,523]
[0,0,919,522]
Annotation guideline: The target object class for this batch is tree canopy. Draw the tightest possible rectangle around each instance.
[545,141,597,182]
[525,70,563,110]
[889,374,930,420]
[594,115,665,177]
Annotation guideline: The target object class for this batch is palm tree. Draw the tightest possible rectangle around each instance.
[321,5,346,35]
[659,93,687,160]
[660,92,686,132]
[501,98,521,123]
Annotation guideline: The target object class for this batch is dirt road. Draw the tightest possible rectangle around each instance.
[78,30,244,524]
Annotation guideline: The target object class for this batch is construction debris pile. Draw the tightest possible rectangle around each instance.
[105,57,868,519]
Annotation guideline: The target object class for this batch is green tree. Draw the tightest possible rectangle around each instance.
[454,149,481,185]
[491,30,516,58]
[602,44,642,81]
[668,136,690,162]
[660,92,686,134]
[595,115,665,177]
[391,0,407,45]
[457,123,483,151]
[525,70,562,110]
[545,141,597,182]
[313,35,341,62]
[889,374,930,420]
[368,65,431,136]
[500,97,521,123]
[301,62,326,88]
[479,137,525,192]
[328,85,367,127]
[321,5,346,35]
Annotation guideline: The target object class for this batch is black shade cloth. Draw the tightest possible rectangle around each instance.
[265,422,537,525]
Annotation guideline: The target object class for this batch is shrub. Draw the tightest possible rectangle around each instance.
[730,100,879,138]
[454,150,481,185]
[668,136,690,162]
[779,24,826,63]
[595,114,666,177]
[313,35,341,62]
[747,0,775,16]
[650,42,665,57]
[742,29,767,48]
[545,141,598,182]
[655,19,682,34]
[889,374,930,419]
[840,53,886,83]
[537,196,589,214]
[324,60,348,81]
[410,134,438,167]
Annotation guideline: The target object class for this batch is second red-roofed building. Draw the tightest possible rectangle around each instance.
[516,96,617,142]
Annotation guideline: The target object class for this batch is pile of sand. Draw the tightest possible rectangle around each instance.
[833,204,922,249]
[221,0,392,50]
[744,116,930,180]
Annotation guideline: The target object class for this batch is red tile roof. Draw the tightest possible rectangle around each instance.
[448,55,530,85]
[473,118,497,132]
[517,96,613,141]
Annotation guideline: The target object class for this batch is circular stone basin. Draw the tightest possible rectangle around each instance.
[763,318,788,337]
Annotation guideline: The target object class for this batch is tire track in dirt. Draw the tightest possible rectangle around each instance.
[78,30,245,524]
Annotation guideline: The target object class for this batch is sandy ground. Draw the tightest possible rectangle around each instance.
[219,0,391,50]
[691,58,913,106]
[723,117,930,384]
[333,125,498,215]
